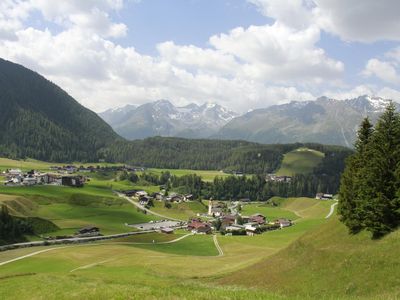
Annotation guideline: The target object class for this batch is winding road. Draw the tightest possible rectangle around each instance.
[117,193,183,221]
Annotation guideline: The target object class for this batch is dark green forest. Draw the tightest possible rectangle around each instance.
[338,103,400,238]
[103,137,352,175]
[0,58,120,162]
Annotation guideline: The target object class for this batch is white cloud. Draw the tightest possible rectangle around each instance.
[210,22,343,84]
[363,59,400,84]
[248,0,313,29]
[314,0,400,42]
[249,0,400,43]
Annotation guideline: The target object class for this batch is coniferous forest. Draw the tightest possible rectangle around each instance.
[338,103,400,238]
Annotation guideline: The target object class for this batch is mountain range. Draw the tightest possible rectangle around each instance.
[100,95,398,147]
[218,95,399,147]
[99,100,238,140]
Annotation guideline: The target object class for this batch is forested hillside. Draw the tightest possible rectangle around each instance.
[102,137,351,174]
[0,58,120,162]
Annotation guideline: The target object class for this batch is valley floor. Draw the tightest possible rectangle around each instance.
[0,158,398,299]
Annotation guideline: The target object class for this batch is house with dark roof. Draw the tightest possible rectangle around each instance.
[187,219,212,234]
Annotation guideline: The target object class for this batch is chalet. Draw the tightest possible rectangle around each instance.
[245,226,257,236]
[62,176,84,187]
[135,191,148,198]
[315,193,333,200]
[187,219,212,234]
[208,200,226,217]
[225,225,243,232]
[249,213,266,225]
[221,215,236,226]
[170,195,183,203]
[122,190,138,197]
[7,169,22,176]
[151,192,164,201]
[266,174,292,183]
[239,198,251,203]
[161,227,174,234]
[139,196,153,206]
[23,176,37,186]
[76,226,100,237]
[274,218,292,228]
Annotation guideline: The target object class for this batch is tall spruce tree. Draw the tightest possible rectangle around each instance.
[339,103,400,238]
[360,103,400,238]
[338,118,373,233]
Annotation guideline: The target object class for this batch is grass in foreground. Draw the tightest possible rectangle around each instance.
[219,216,400,300]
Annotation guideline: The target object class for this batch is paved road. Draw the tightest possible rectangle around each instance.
[325,201,338,219]
[213,234,224,257]
[117,193,183,222]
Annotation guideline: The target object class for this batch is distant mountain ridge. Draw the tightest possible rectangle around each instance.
[99,100,238,140]
[100,95,398,147]
[217,95,399,147]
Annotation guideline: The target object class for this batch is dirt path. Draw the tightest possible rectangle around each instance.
[325,201,338,219]
[0,246,69,267]
[213,234,224,257]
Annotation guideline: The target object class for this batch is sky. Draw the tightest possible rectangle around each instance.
[1,0,400,113]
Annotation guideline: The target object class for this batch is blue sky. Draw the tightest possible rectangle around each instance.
[118,0,267,54]
[0,0,399,112]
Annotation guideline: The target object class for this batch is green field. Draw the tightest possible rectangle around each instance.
[0,180,160,236]
[0,157,121,172]
[150,200,207,220]
[146,168,231,181]
[276,147,324,176]
[241,202,299,221]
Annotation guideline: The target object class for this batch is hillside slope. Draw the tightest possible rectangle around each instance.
[0,58,119,162]
[220,216,400,299]
[276,148,324,176]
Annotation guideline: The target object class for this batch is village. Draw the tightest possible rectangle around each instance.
[120,189,294,237]
[2,168,85,187]
[1,165,332,241]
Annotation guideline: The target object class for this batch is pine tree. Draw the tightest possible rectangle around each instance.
[338,118,374,233]
[359,103,400,238]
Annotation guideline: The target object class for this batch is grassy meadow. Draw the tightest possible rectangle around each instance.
[276,147,324,176]
[0,189,337,299]
[146,168,230,182]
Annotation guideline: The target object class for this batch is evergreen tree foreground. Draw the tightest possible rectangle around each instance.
[338,102,400,238]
